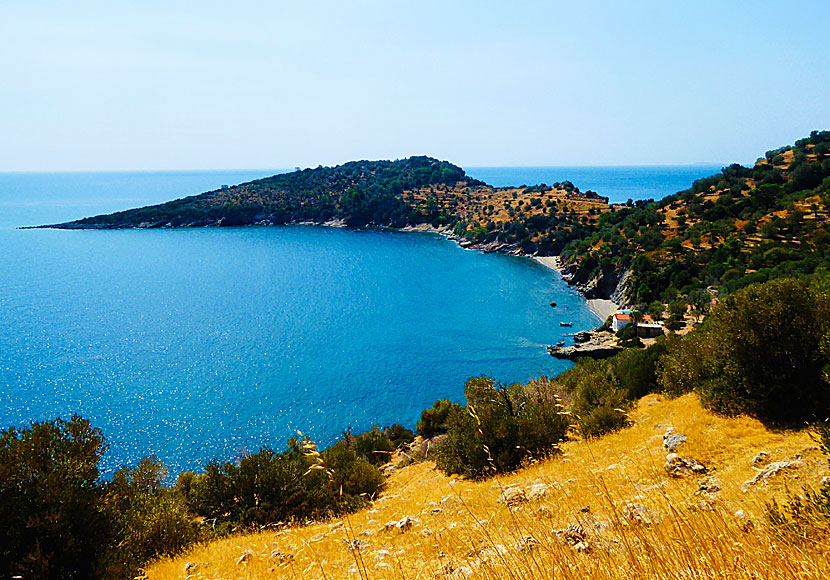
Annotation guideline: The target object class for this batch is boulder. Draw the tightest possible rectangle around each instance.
[662,427,687,452]
[665,453,707,477]
[498,485,527,507]
[742,459,803,489]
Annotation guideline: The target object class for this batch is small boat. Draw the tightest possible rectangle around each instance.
[560,321,573,327]
[549,301,557,307]
[556,340,565,347]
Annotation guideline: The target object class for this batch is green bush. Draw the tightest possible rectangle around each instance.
[188,437,384,528]
[352,426,395,465]
[417,399,457,438]
[434,377,570,478]
[100,457,202,580]
[558,360,631,438]
[765,420,830,539]
[658,277,830,422]
[0,416,109,580]
[384,424,415,447]
[0,418,205,580]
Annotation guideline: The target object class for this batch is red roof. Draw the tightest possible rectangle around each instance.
[614,313,654,322]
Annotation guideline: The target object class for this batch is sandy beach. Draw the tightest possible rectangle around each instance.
[533,255,561,272]
[587,298,619,321]
[534,256,619,321]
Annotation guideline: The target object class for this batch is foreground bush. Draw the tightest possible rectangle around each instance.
[555,341,667,438]
[186,437,384,528]
[0,416,109,580]
[0,417,386,579]
[100,458,201,580]
[434,376,570,478]
[658,277,830,422]
[417,399,456,438]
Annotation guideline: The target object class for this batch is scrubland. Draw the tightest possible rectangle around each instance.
[147,394,830,579]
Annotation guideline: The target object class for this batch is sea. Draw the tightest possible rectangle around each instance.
[0,165,720,474]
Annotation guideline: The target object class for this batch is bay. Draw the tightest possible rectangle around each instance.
[0,165,716,474]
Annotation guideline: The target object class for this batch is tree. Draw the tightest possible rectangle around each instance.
[0,416,109,580]
[659,277,830,422]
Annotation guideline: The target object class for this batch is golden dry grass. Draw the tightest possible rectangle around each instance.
[146,394,830,579]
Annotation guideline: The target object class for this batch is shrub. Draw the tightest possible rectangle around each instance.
[765,420,830,539]
[0,416,109,580]
[352,426,395,465]
[188,437,385,528]
[100,457,203,580]
[384,424,415,447]
[658,277,830,422]
[434,377,569,478]
[558,360,631,438]
[417,399,457,438]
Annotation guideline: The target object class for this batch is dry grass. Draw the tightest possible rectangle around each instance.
[147,394,830,579]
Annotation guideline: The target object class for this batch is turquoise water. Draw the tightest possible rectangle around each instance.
[0,166,713,474]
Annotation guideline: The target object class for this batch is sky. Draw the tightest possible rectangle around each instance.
[2,1,829,171]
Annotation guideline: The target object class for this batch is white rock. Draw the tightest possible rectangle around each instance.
[498,485,527,506]
[527,482,550,500]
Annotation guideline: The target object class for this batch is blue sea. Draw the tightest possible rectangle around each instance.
[0,165,719,474]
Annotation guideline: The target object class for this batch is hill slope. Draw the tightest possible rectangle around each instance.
[559,130,830,305]
[146,394,830,579]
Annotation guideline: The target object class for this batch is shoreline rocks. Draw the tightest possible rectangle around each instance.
[548,330,622,360]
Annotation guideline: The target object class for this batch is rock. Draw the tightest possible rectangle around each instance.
[665,453,707,477]
[498,485,527,507]
[384,515,418,532]
[573,330,592,343]
[236,550,254,566]
[663,427,687,452]
[270,550,294,564]
[526,482,550,500]
[696,476,721,495]
[622,502,660,525]
[752,451,770,465]
[743,459,803,489]
[549,332,622,360]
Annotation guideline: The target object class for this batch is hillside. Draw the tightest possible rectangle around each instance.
[559,130,830,306]
[47,157,610,256]
[146,394,830,579]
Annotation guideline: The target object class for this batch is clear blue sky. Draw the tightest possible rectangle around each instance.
[2,1,829,171]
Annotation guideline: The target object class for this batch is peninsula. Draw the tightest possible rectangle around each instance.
[43,131,830,311]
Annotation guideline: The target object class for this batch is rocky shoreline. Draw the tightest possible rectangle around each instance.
[547,330,622,360]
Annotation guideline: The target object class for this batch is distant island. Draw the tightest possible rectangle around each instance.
[42,131,830,310]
